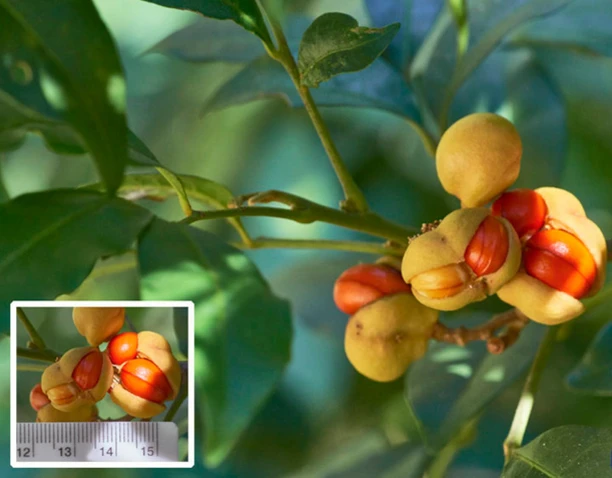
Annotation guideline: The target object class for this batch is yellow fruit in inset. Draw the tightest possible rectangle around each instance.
[73,307,125,346]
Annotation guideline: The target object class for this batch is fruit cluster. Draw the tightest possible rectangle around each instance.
[334,113,608,382]
[28,307,181,422]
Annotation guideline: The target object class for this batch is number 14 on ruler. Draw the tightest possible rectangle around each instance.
[15,422,178,463]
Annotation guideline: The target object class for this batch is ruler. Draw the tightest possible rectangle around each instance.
[14,422,179,463]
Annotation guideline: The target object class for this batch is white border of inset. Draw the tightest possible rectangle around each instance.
[10,300,195,468]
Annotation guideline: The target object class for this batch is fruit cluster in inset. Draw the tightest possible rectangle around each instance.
[333,113,608,382]
[28,307,181,422]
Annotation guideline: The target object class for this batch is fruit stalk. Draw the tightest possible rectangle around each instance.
[431,308,529,353]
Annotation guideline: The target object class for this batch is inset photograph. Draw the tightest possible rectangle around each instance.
[10,301,194,468]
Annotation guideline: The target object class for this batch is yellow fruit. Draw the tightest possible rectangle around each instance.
[41,347,113,412]
[436,113,522,207]
[344,294,438,382]
[37,403,98,422]
[73,307,125,346]
[109,331,181,419]
[402,208,521,310]
[496,187,607,325]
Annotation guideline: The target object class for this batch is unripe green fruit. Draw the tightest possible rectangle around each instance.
[344,294,438,382]
[436,113,522,207]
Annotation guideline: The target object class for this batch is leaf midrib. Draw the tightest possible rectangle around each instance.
[511,452,556,477]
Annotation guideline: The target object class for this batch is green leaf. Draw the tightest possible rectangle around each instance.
[56,252,140,301]
[297,13,400,88]
[146,17,266,63]
[124,131,195,215]
[204,55,420,120]
[147,15,310,64]
[565,322,612,396]
[0,93,88,155]
[0,165,8,203]
[0,0,129,193]
[138,219,292,466]
[365,0,445,71]
[435,323,545,446]
[503,53,566,188]
[503,425,612,477]
[532,48,612,209]
[127,130,161,167]
[85,172,250,243]
[509,0,612,58]
[139,0,272,47]
[406,312,544,448]
[0,190,152,331]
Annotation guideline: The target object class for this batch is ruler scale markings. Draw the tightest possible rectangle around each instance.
[17,422,178,462]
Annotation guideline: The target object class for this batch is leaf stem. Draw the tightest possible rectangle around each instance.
[266,15,369,213]
[232,236,405,256]
[503,325,557,462]
[17,346,60,362]
[17,308,47,350]
[156,167,193,216]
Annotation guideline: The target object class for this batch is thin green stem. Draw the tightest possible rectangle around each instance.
[182,206,415,244]
[17,347,60,362]
[164,390,187,422]
[606,239,611,257]
[232,237,405,256]
[266,16,369,213]
[165,361,188,422]
[17,308,46,350]
[503,326,557,462]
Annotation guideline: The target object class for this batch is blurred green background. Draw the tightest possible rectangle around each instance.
[2,0,612,476]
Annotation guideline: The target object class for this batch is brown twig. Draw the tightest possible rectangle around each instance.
[432,309,529,354]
